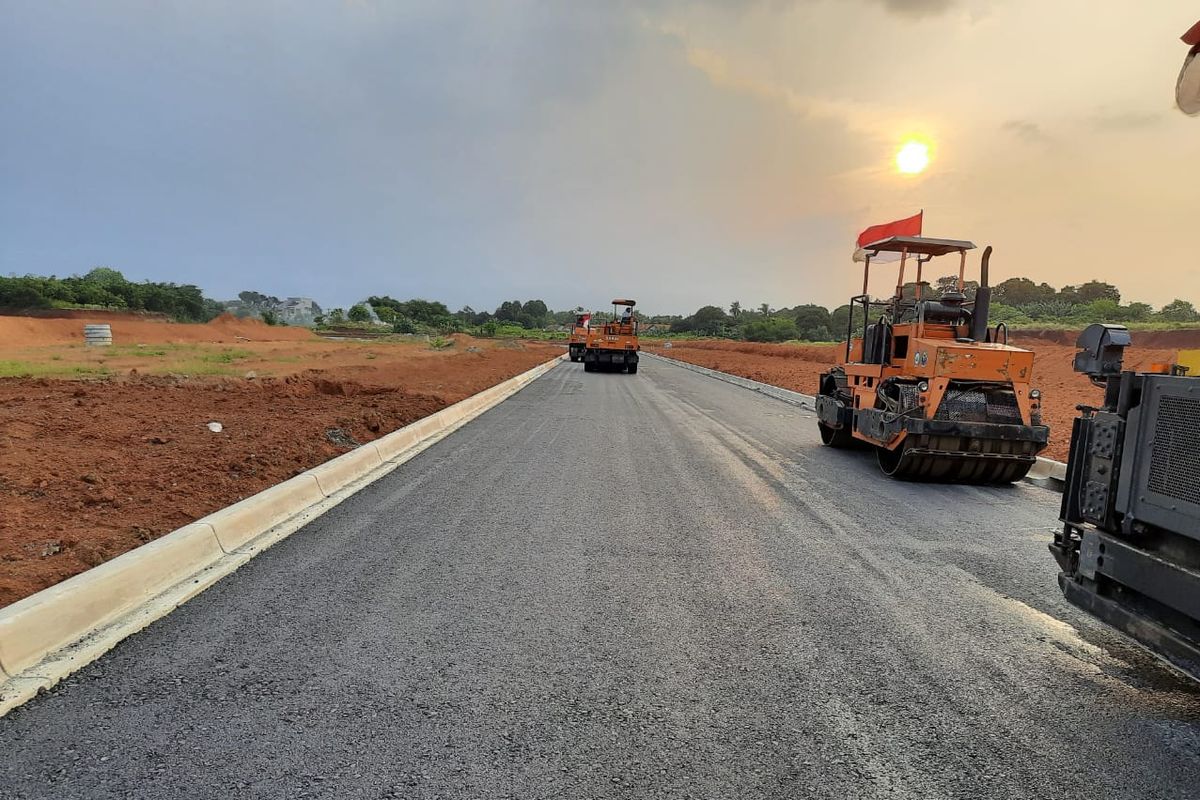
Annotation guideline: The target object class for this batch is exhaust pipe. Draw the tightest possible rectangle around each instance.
[971,245,993,343]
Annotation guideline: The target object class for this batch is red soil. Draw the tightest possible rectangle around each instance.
[0,312,314,347]
[0,317,558,607]
[647,331,1193,463]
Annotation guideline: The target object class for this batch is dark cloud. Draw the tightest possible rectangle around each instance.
[1001,119,1054,146]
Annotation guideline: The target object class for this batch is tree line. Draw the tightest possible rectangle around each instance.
[318,297,587,335]
[665,277,1200,343]
[0,268,223,323]
[3,267,1197,341]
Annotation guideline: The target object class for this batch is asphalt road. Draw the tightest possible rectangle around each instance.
[3,357,1200,799]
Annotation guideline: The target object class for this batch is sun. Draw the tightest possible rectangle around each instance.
[896,140,930,175]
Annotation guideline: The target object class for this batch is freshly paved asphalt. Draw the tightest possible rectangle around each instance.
[3,358,1200,799]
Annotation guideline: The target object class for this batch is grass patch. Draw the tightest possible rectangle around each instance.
[0,361,110,379]
[198,348,254,364]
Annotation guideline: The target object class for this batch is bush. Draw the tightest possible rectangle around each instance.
[1159,299,1199,322]
[793,304,832,340]
[393,316,420,334]
[743,317,799,342]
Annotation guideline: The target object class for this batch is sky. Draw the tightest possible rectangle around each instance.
[2,1,1197,315]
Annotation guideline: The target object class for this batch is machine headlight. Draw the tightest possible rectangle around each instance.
[918,381,929,392]
[1030,389,1041,399]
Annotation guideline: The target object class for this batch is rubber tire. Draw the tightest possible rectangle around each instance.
[628,363,638,374]
[583,361,596,372]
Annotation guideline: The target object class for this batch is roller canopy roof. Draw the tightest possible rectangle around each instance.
[860,236,976,257]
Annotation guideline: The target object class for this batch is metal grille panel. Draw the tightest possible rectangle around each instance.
[985,391,1023,424]
[1148,395,1200,506]
[934,388,1023,424]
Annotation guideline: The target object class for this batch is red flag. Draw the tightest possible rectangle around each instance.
[1183,20,1200,46]
[856,211,923,250]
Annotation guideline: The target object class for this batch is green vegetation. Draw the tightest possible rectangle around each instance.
[979,278,1195,328]
[667,303,846,342]
[0,361,111,379]
[199,348,253,364]
[0,267,223,322]
[339,297,570,338]
[664,278,1197,342]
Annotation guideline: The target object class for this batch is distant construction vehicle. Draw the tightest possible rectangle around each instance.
[816,236,1048,482]
[568,312,591,362]
[1050,327,1200,675]
[583,299,639,374]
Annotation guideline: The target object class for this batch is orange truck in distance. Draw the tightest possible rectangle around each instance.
[582,299,639,374]
[568,312,590,362]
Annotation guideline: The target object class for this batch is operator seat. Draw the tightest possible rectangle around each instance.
[863,321,892,365]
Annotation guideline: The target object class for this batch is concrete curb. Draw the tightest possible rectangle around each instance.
[644,350,1068,493]
[642,351,815,410]
[1024,456,1068,492]
[0,354,564,717]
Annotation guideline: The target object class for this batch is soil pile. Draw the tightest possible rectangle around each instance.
[0,338,558,606]
[0,311,315,347]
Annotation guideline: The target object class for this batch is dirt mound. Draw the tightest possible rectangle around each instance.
[657,339,839,361]
[1015,328,1200,350]
[0,311,315,347]
[203,313,315,341]
[0,337,559,607]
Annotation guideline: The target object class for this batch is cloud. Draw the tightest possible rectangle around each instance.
[877,0,959,18]
[1090,110,1163,131]
[684,45,874,129]
[1001,119,1054,146]
[651,22,887,139]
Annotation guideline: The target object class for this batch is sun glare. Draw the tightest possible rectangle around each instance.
[896,140,930,175]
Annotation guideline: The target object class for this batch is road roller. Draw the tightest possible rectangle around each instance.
[583,299,640,374]
[816,236,1049,482]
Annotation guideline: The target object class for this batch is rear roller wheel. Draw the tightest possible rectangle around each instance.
[818,421,856,448]
[876,441,911,478]
[878,443,1035,484]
